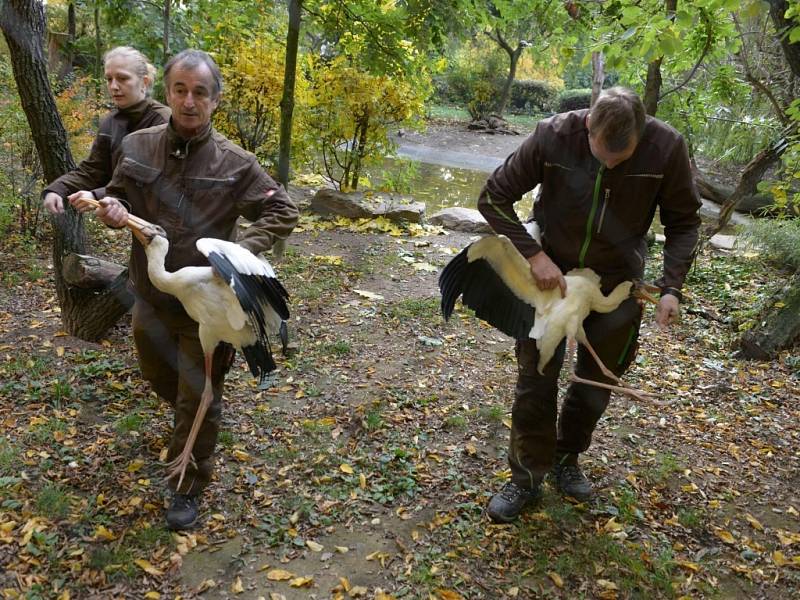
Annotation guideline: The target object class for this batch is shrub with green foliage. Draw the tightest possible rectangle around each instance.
[436,42,506,118]
[744,219,800,271]
[509,80,558,114]
[557,88,592,113]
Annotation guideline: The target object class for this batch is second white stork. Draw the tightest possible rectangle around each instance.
[439,223,665,405]
[125,218,290,489]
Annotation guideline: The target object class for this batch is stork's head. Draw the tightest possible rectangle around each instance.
[131,222,167,247]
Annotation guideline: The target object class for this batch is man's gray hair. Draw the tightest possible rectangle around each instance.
[164,49,223,99]
[589,87,646,152]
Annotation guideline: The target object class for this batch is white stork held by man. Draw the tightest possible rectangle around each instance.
[439,222,669,405]
[82,198,289,489]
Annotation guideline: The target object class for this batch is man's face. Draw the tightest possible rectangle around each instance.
[165,62,219,139]
[586,114,637,169]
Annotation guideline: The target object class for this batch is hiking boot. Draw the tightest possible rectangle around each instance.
[166,493,199,530]
[487,482,541,523]
[551,461,592,501]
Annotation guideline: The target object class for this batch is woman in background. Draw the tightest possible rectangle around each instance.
[43,46,170,213]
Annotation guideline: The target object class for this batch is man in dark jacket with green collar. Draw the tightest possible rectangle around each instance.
[478,87,700,523]
[72,49,298,530]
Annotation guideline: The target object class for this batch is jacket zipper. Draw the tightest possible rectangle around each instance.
[579,166,604,268]
[596,188,610,234]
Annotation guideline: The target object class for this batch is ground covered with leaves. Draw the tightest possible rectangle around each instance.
[1,213,799,600]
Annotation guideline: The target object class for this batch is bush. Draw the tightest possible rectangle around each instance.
[509,80,558,114]
[557,88,592,113]
[435,41,506,118]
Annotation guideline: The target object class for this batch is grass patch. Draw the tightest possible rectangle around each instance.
[36,483,72,520]
[114,412,144,436]
[384,297,440,322]
[478,404,505,423]
[323,339,352,356]
[0,437,20,476]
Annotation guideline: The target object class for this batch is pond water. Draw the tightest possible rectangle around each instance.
[369,151,743,235]
[368,155,536,218]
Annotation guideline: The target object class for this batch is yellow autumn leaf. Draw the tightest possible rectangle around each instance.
[231,576,244,593]
[127,459,145,473]
[232,449,250,462]
[596,579,619,590]
[289,576,313,587]
[144,592,161,600]
[340,463,354,474]
[435,590,464,600]
[93,525,116,541]
[56,346,65,357]
[359,472,367,489]
[773,550,788,566]
[744,513,764,531]
[715,529,736,544]
[306,540,323,552]
[675,561,700,572]
[374,591,395,600]
[266,569,294,581]
[547,571,564,587]
[349,585,368,597]
[134,559,164,576]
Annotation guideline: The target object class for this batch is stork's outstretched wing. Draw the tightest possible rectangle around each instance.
[438,243,534,340]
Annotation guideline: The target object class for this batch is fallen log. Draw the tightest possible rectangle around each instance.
[62,253,126,289]
[691,163,776,215]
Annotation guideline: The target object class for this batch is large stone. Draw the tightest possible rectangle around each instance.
[310,188,372,219]
[429,207,492,233]
[310,189,425,223]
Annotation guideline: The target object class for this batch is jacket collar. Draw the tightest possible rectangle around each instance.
[166,120,213,158]
[116,97,153,127]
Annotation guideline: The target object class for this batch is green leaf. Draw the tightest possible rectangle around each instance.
[620,26,638,41]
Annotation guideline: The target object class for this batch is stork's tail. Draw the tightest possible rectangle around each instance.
[241,341,277,389]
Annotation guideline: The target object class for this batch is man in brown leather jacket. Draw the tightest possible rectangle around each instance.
[72,49,298,530]
[479,87,700,523]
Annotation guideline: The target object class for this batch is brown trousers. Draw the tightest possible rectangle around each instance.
[508,297,642,490]
[132,300,230,496]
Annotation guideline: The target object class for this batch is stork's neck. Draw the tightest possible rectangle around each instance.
[144,237,175,293]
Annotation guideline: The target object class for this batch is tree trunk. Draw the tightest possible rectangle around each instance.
[691,162,784,214]
[162,0,170,61]
[62,253,126,288]
[278,0,301,189]
[590,51,604,106]
[643,58,663,116]
[739,270,800,359]
[767,0,800,79]
[643,0,677,116]
[62,1,75,79]
[93,1,101,80]
[705,136,788,237]
[1,0,132,341]
[494,43,522,117]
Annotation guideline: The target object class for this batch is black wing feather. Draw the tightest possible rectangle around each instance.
[206,250,290,384]
[438,246,534,340]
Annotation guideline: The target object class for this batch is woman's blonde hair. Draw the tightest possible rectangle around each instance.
[103,46,157,94]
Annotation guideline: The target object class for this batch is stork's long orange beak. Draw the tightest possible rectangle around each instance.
[78,197,162,245]
[632,281,661,305]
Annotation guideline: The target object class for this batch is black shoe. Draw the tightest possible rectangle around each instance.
[166,493,199,530]
[487,482,541,523]
[551,461,592,501]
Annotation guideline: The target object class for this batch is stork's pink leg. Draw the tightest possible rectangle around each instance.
[566,339,673,407]
[166,352,214,491]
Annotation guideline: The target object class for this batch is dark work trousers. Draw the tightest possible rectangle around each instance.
[508,297,642,490]
[132,300,231,496]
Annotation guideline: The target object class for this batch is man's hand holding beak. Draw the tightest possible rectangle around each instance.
[68,192,129,228]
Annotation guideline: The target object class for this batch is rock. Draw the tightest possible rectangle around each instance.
[310,188,373,219]
[375,200,425,223]
[709,234,737,250]
[310,188,425,223]
[429,207,492,233]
